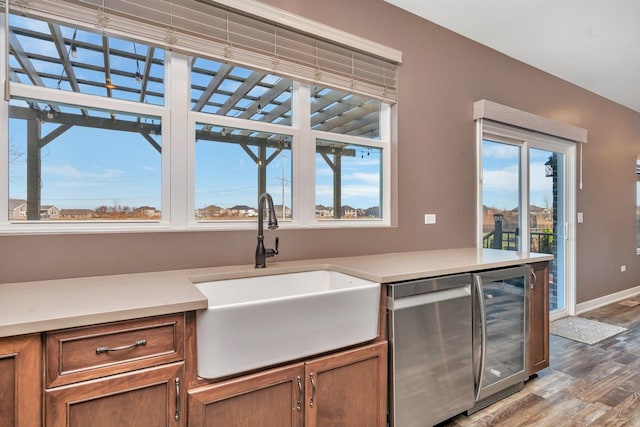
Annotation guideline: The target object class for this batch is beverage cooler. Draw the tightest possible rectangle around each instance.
[469,265,530,413]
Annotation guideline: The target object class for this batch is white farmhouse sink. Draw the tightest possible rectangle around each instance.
[194,270,380,379]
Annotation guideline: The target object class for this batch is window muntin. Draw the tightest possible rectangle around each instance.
[8,14,165,105]
[311,86,380,140]
[194,124,293,222]
[9,98,162,221]
[190,57,292,125]
[315,139,382,220]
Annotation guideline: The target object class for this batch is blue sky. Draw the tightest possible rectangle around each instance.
[482,140,555,211]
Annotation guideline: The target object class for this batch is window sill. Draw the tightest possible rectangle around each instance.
[0,219,393,236]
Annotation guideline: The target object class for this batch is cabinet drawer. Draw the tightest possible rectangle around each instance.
[46,313,185,387]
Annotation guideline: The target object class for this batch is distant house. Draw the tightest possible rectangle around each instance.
[342,206,364,218]
[40,205,61,219]
[9,199,27,220]
[133,206,159,218]
[229,205,257,217]
[315,204,333,218]
[9,200,62,220]
[195,205,227,218]
[528,205,553,231]
[274,205,291,219]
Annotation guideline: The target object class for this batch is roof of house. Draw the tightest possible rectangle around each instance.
[9,199,26,210]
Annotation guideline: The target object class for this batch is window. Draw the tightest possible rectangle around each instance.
[9,99,162,221]
[1,1,399,231]
[194,123,293,221]
[6,13,165,222]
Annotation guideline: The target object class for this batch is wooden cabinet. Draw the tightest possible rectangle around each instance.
[188,363,305,427]
[528,261,550,375]
[0,334,42,427]
[44,313,187,426]
[305,342,387,427]
[188,342,387,427]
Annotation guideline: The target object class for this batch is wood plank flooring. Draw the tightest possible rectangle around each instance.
[442,297,640,426]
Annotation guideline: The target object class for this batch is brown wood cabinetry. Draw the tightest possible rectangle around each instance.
[188,363,305,427]
[44,313,187,426]
[45,313,184,387]
[305,342,387,427]
[45,362,185,426]
[528,261,550,375]
[187,342,387,427]
[0,334,42,427]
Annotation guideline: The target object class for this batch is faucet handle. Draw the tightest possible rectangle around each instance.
[266,237,279,258]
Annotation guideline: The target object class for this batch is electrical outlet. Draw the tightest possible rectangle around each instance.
[621,265,627,272]
[424,214,436,224]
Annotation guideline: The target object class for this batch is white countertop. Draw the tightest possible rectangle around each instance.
[0,248,551,338]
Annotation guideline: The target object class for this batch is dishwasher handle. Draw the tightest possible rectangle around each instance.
[390,285,470,310]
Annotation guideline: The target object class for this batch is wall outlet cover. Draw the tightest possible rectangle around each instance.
[424,214,436,224]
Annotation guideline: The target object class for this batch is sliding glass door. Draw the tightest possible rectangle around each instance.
[479,127,574,314]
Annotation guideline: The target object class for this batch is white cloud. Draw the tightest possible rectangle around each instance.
[316,184,379,206]
[482,165,519,192]
[345,172,379,185]
[342,184,380,199]
[483,142,519,159]
[43,164,125,181]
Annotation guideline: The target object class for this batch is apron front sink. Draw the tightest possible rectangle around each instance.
[194,270,380,379]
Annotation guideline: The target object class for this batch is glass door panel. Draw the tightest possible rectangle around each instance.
[529,148,565,311]
[480,276,525,390]
[481,140,520,251]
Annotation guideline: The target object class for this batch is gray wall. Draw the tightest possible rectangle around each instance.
[2,0,639,305]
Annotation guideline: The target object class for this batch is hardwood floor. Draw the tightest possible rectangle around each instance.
[443,297,640,426]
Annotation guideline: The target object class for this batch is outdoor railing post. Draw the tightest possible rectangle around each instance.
[493,214,503,249]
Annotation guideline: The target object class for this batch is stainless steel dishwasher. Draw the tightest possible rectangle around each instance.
[387,274,474,427]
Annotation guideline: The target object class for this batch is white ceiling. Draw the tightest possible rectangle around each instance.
[384,0,640,113]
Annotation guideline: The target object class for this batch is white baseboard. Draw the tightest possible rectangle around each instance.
[575,285,640,315]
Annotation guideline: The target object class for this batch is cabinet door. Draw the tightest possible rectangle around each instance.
[45,362,185,427]
[529,262,550,374]
[0,334,42,427]
[304,342,387,427]
[188,363,304,427]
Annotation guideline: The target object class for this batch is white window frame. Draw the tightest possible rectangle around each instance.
[0,14,394,234]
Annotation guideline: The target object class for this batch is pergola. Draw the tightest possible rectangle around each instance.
[7,15,379,219]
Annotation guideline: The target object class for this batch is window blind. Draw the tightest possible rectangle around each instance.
[8,0,400,102]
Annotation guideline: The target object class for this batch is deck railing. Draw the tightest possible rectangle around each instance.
[483,230,553,253]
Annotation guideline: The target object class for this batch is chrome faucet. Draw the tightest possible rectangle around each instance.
[255,192,279,268]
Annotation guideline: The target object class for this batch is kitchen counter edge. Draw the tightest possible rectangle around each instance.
[0,248,552,337]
